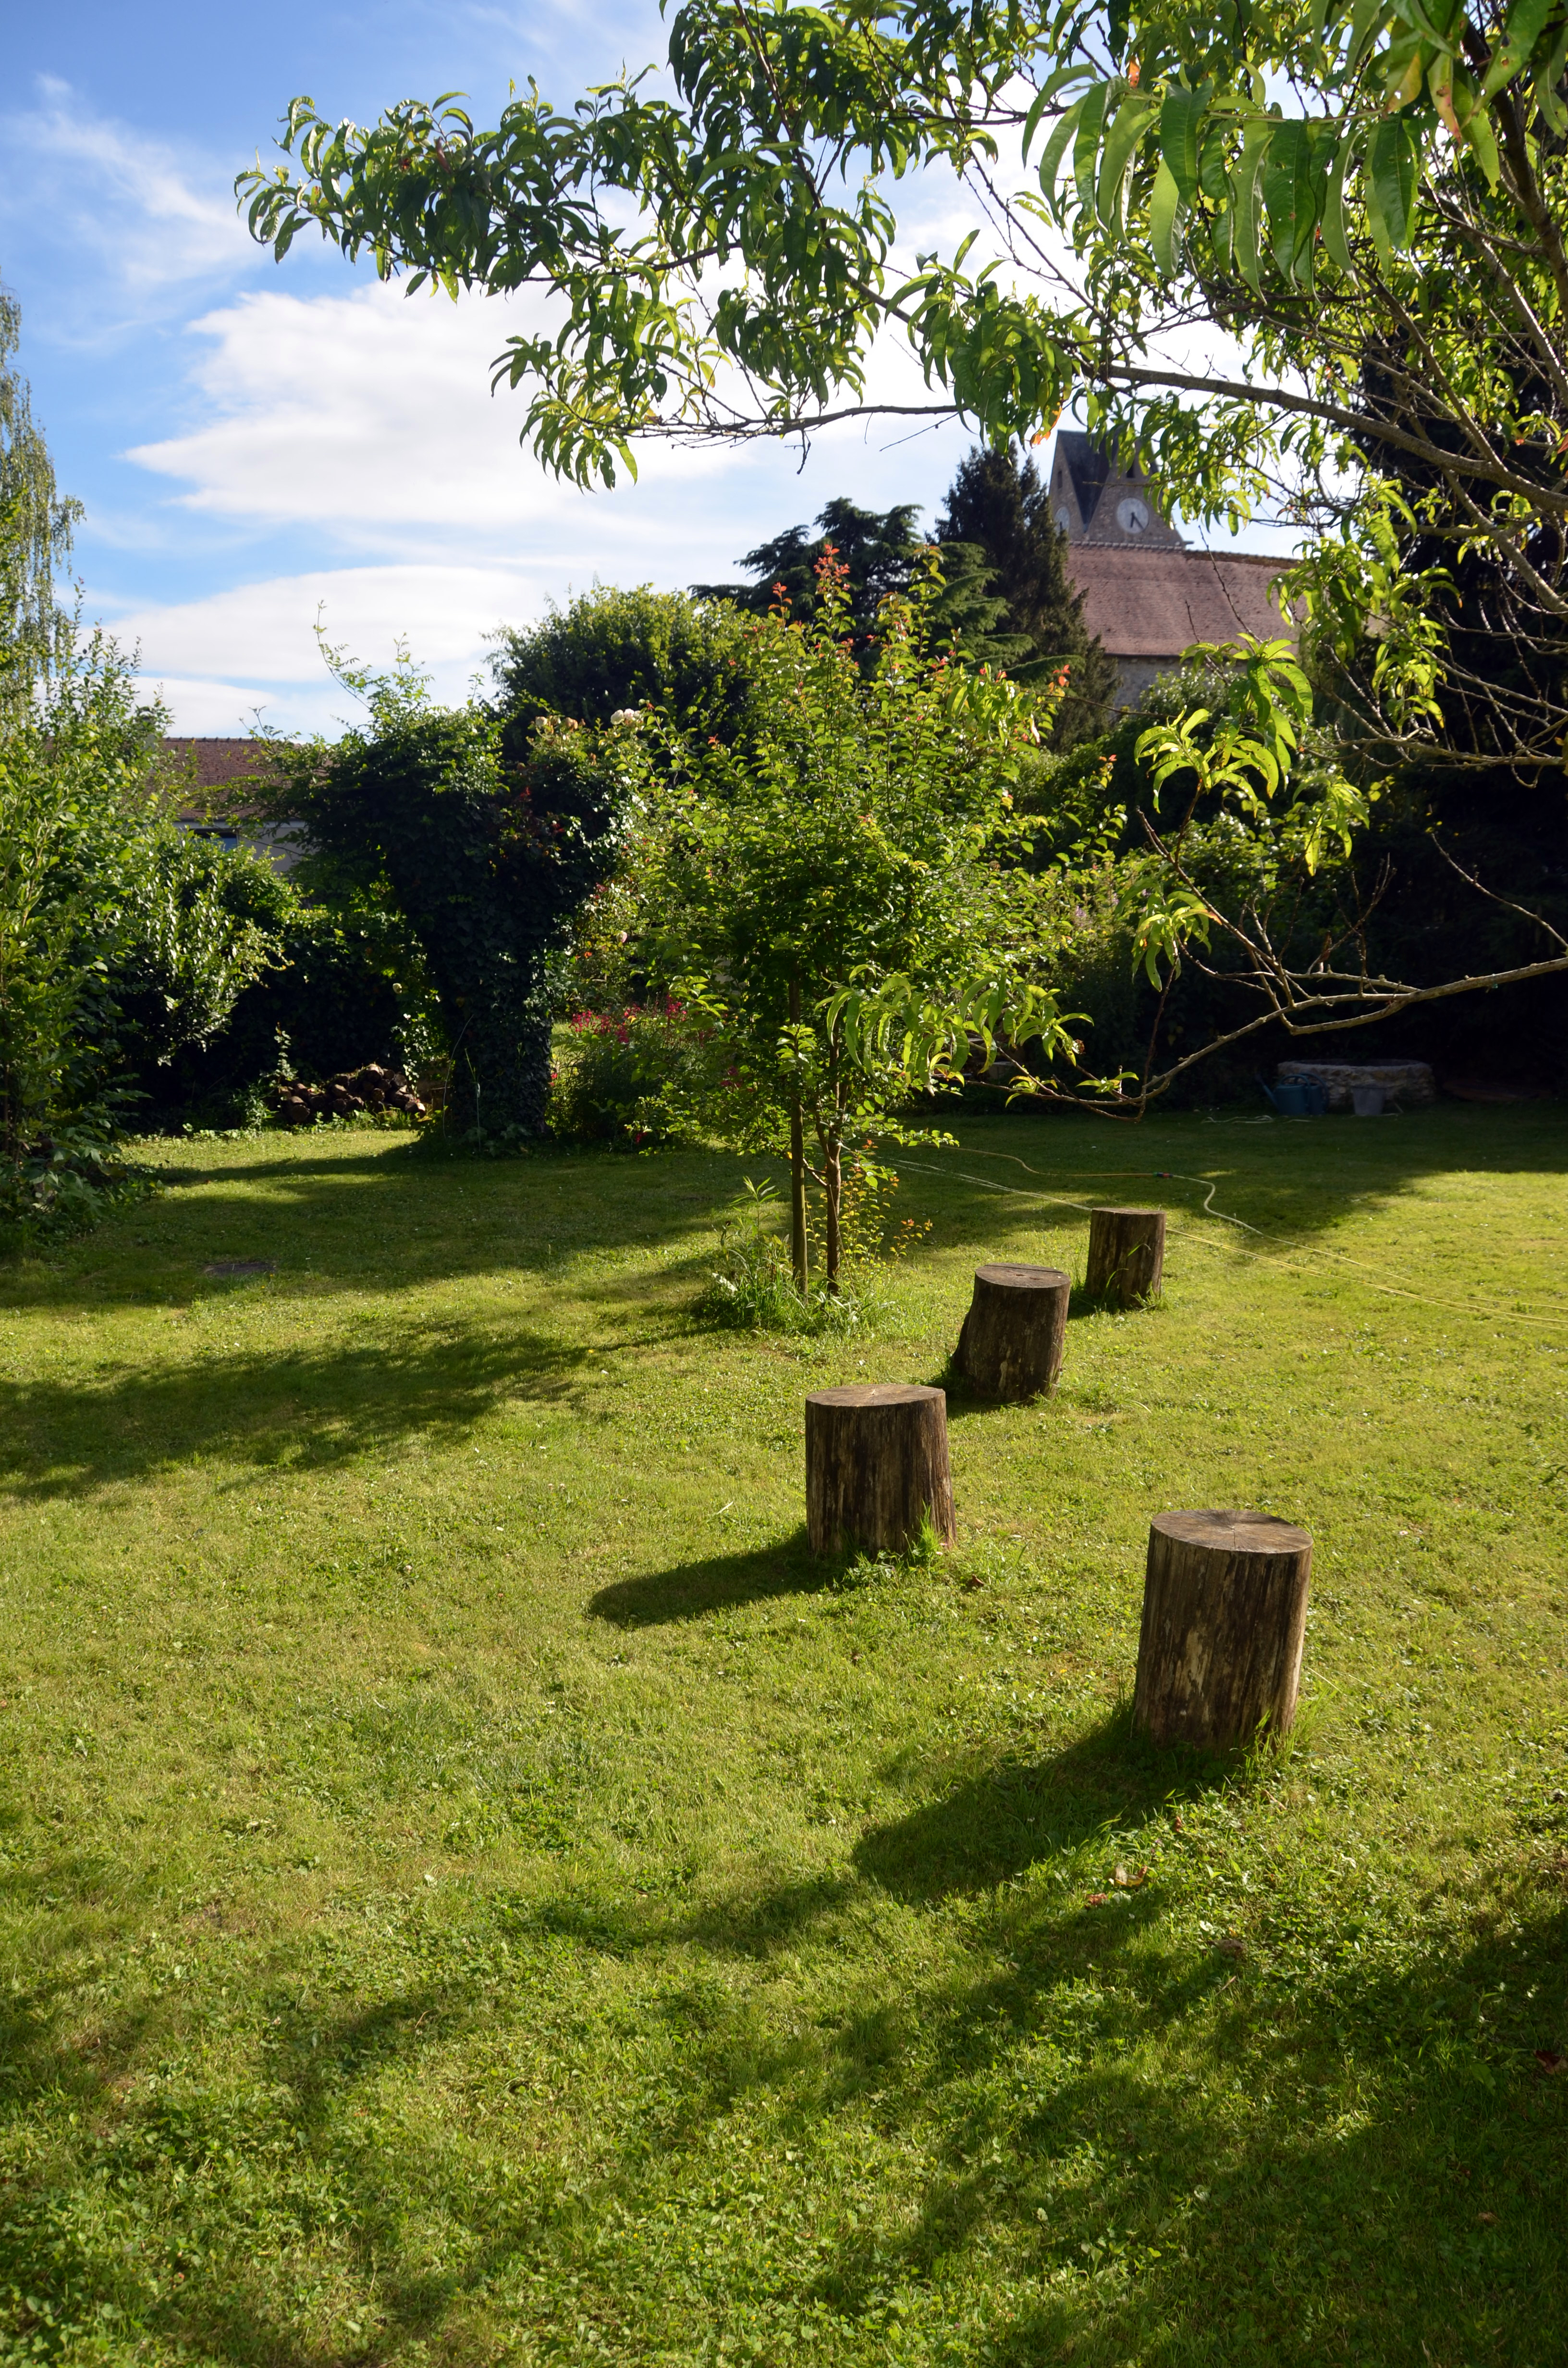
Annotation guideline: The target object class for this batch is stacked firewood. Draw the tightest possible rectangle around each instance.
[272,1065,426,1128]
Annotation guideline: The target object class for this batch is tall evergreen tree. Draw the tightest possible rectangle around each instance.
[936,444,1116,748]
[693,495,1030,669]
[0,277,79,717]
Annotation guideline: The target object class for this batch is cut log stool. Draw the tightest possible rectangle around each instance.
[956,1263,1070,1400]
[1086,1205,1165,1307]
[805,1383,956,1556]
[1133,1509,1313,1747]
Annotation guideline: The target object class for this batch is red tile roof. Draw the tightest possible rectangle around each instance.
[1066,548,1297,660]
[162,737,281,792]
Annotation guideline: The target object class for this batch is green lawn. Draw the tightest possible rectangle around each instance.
[1,1105,1565,2367]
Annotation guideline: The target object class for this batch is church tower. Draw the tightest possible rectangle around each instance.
[1048,431,1185,549]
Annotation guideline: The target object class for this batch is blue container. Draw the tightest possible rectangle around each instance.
[1271,1081,1311,1116]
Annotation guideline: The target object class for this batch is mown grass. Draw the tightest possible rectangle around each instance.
[0,1102,1565,2367]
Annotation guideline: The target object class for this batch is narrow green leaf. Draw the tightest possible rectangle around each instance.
[1160,84,1208,204]
[1368,114,1418,252]
[1465,103,1501,183]
[1073,83,1109,218]
[1323,130,1358,270]
[1482,0,1558,97]
[1098,94,1157,229]
[1150,155,1182,275]
[1263,118,1311,281]
[1210,201,1235,270]
[1021,61,1096,158]
[1392,0,1460,50]
[1038,97,1084,211]
[1233,115,1274,291]
[1346,0,1391,72]
[1020,81,1054,164]
[1532,15,1568,125]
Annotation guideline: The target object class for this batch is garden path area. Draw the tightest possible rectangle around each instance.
[1,1106,1565,2367]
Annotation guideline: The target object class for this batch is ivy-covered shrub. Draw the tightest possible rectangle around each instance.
[267,654,639,1140]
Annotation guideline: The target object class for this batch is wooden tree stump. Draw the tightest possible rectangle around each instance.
[955,1264,1070,1400]
[805,1383,956,1556]
[1086,1206,1165,1306]
[1132,1509,1313,1747]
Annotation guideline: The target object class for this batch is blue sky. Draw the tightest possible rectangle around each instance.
[2,1,1290,735]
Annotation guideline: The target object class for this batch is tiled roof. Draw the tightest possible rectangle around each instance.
[162,737,280,791]
[1065,547,1297,659]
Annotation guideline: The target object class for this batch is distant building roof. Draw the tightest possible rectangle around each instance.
[1065,546,1296,661]
[162,737,280,795]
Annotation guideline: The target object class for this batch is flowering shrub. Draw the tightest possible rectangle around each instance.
[549,997,699,1147]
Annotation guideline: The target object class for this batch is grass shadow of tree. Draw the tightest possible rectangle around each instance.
[853,1707,1234,1902]
[0,1320,589,1499]
[12,1136,752,1307]
[879,1877,1568,2364]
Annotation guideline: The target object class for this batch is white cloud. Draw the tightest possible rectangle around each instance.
[0,78,254,321]
[126,277,961,548]
[129,284,588,535]
[112,561,546,731]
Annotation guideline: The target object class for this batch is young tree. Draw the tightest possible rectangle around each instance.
[639,555,1073,1288]
[936,443,1118,744]
[0,276,79,720]
[266,650,641,1137]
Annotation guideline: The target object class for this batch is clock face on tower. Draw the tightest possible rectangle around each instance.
[1116,496,1151,535]
[1054,505,1071,532]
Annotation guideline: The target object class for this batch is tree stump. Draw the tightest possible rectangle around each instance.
[1086,1206,1165,1306]
[1132,1509,1313,1747]
[955,1264,1070,1400]
[805,1383,956,1556]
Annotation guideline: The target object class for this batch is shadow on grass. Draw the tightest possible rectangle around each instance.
[854,1706,1232,1902]
[894,1099,1568,1264]
[0,1318,588,1498]
[588,1528,835,1627]
[12,1135,746,1306]
[1,1803,1565,2364]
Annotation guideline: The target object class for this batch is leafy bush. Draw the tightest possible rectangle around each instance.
[696,1179,894,1336]
[133,870,423,1131]
[0,648,279,1233]
[549,998,696,1147]
[491,584,758,755]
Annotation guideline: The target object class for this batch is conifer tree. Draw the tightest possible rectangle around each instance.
[694,495,1030,670]
[936,444,1116,747]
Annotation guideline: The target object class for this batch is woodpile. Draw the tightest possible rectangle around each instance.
[272,1065,426,1128]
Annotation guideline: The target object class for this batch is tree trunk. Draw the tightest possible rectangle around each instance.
[955,1263,1069,1400]
[823,1129,842,1290]
[1132,1508,1313,1748]
[788,974,808,1296]
[1086,1205,1165,1307]
[805,1383,956,1556]
[441,967,553,1136]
